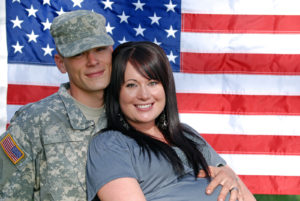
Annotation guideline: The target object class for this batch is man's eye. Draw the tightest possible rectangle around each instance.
[72,52,84,58]
[96,47,106,52]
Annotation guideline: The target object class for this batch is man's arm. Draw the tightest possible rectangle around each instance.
[0,145,18,189]
[198,165,256,201]
[0,123,35,200]
[0,146,34,200]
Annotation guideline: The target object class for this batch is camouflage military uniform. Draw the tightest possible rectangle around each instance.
[0,83,107,201]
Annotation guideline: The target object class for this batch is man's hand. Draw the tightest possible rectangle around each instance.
[198,165,256,201]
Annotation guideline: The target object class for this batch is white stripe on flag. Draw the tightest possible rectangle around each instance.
[182,0,300,15]
[7,105,300,136]
[8,64,68,86]
[181,33,300,54]
[174,73,300,96]
[221,154,300,176]
[180,113,300,136]
[0,1,7,134]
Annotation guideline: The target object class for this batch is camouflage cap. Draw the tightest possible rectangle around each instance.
[50,10,114,57]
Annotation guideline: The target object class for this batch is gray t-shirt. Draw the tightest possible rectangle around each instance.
[87,126,229,201]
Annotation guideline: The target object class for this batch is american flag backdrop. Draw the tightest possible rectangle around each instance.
[1,0,300,200]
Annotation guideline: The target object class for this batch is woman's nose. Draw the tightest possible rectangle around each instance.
[137,85,150,100]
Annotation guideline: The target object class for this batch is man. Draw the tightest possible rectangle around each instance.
[0,10,254,201]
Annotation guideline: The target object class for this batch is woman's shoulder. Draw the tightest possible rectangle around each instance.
[181,123,203,134]
[180,123,207,145]
[181,123,199,137]
[91,130,136,148]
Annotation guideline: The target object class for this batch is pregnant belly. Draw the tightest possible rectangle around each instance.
[146,176,230,201]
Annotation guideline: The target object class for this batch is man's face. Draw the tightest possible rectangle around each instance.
[56,46,113,95]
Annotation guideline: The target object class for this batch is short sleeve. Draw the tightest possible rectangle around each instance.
[195,135,227,167]
[182,124,227,167]
[86,131,138,201]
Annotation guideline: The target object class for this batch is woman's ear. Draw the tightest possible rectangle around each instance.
[54,54,67,73]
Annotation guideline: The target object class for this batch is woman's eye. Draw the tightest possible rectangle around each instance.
[149,81,158,86]
[126,83,136,88]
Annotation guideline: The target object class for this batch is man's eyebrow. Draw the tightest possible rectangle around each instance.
[97,46,109,50]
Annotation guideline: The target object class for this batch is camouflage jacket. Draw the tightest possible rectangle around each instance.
[0,83,107,201]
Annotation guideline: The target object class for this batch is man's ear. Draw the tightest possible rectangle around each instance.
[54,54,67,73]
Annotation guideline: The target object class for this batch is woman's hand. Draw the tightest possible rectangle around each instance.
[198,165,256,201]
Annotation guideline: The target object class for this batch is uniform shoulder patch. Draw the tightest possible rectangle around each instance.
[0,134,25,164]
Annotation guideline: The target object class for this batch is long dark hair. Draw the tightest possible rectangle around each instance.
[105,41,210,178]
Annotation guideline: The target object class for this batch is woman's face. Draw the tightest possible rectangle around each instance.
[119,62,166,130]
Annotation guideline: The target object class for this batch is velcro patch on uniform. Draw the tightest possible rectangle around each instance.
[0,134,25,164]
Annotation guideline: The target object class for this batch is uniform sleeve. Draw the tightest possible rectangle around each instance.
[86,131,138,201]
[0,141,18,188]
[0,123,35,201]
[182,124,226,167]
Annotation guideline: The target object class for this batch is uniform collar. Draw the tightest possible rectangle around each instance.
[58,83,95,130]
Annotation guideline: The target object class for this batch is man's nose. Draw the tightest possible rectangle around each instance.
[87,51,98,66]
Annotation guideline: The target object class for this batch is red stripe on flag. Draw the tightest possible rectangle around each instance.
[180,53,300,75]
[177,93,300,115]
[182,13,300,34]
[240,175,300,194]
[7,84,59,105]
[202,134,300,155]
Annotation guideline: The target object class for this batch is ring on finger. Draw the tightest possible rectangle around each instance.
[229,186,239,193]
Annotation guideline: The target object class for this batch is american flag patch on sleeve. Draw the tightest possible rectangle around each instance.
[0,134,25,164]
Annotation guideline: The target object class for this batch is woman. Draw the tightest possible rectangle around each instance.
[87,41,236,201]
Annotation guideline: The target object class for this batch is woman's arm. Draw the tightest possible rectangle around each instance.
[97,177,147,201]
[87,131,141,201]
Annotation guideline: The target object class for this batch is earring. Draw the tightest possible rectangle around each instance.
[118,113,130,130]
[158,112,168,130]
